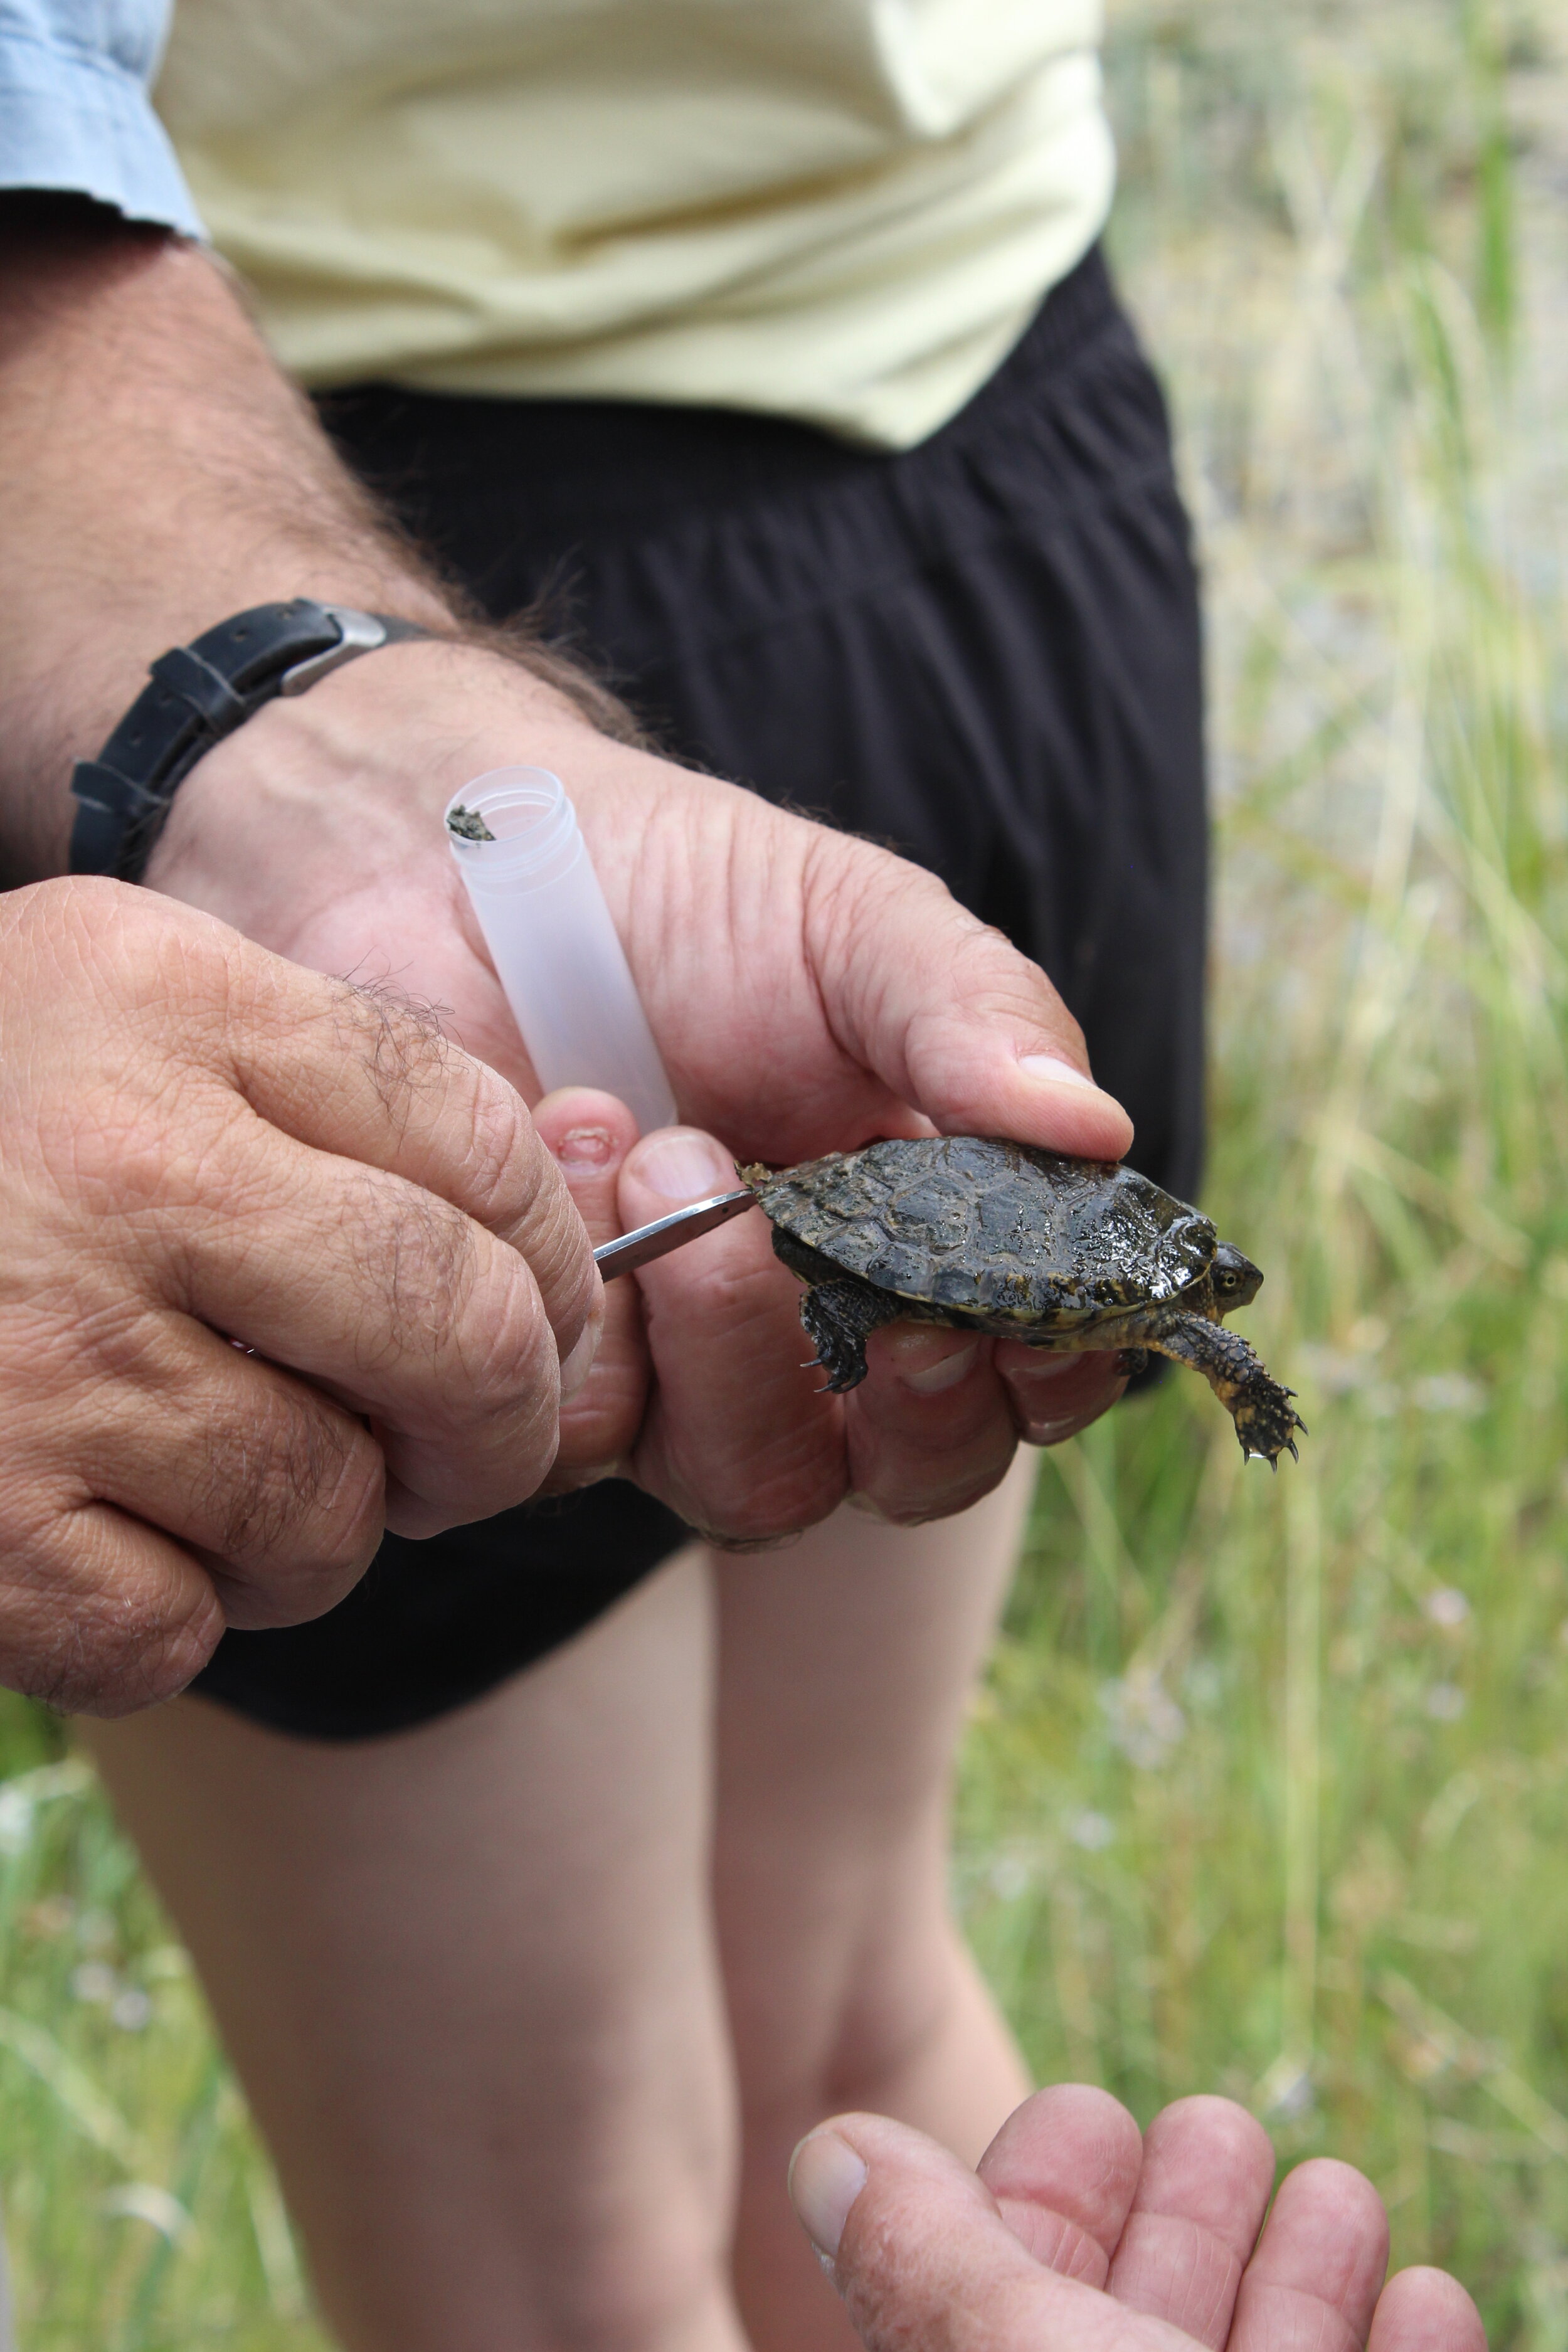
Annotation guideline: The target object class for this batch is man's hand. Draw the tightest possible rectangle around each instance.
[789,2086,1487,2352]
[156,650,1133,1544]
[0,209,1131,1547]
[0,878,597,1715]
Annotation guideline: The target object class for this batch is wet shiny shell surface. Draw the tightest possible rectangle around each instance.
[755,1137,1216,1327]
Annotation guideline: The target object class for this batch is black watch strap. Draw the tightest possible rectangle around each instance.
[70,598,435,883]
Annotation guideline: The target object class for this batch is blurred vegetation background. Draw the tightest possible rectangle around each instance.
[966,0,1568,2342]
[3,0,1566,2339]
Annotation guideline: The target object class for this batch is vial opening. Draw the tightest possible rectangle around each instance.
[445,767,581,887]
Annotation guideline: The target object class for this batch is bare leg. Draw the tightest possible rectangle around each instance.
[83,1460,1037,2351]
[711,1455,1036,2352]
[84,1552,745,2352]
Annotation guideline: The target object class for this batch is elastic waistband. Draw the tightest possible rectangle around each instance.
[321,245,1123,532]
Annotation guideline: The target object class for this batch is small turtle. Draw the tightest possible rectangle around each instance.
[741,1136,1303,1465]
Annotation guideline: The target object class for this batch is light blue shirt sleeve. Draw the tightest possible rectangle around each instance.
[0,0,203,233]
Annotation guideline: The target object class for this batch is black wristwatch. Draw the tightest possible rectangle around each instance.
[69,598,435,883]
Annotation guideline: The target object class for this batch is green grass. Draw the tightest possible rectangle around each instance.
[3,0,1567,2339]
[0,1710,319,2347]
[961,2,1568,2342]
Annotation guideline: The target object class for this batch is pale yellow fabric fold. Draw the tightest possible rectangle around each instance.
[157,0,1113,448]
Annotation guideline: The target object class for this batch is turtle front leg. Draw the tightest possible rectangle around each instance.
[798,1276,906,1393]
[1140,1311,1305,1465]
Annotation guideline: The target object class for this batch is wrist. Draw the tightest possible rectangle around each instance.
[68,601,453,885]
[142,635,607,951]
[0,213,648,888]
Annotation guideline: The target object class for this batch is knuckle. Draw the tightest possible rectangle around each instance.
[452,1253,561,1430]
[66,1606,224,1717]
[327,977,452,1136]
[197,1382,379,1582]
[674,1437,843,1548]
[50,1292,180,1391]
[926,936,1084,1047]
[346,1171,482,1377]
[548,1352,649,1484]
[470,1108,598,1339]
[0,1515,223,1717]
[38,1064,241,1245]
[6,875,140,967]
[50,876,237,1031]
[368,1204,561,1457]
[457,1070,540,1229]
[856,1461,1010,1528]
[662,1254,782,1343]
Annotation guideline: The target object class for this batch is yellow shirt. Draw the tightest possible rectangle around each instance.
[156,1,1113,448]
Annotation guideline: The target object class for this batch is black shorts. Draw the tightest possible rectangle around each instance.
[191,245,1207,1741]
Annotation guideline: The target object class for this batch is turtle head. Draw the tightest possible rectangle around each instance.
[1210,1241,1263,1311]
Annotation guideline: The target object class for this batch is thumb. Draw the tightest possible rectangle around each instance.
[790,2112,1173,2352]
[804,850,1134,1160]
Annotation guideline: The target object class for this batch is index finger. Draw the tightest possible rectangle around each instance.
[976,2082,1144,2284]
[226,955,598,1368]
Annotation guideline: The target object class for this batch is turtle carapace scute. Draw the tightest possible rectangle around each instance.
[741,1136,1303,1465]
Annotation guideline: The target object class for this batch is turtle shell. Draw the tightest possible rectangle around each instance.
[751,1136,1216,1327]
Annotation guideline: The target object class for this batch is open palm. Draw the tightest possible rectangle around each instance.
[792,2085,1486,2352]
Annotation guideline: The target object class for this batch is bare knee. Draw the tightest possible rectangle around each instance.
[738,1906,958,2126]
[510,2089,740,2352]
[316,2185,738,2352]
[827,1918,980,2112]
[532,2213,736,2352]
[735,1915,1025,2182]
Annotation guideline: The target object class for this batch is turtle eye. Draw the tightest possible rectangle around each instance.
[1214,1266,1241,1295]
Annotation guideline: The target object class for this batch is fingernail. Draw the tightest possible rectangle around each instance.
[1019,1052,1098,1091]
[900,1338,981,1394]
[553,1124,617,1172]
[788,2130,867,2260]
[635,1131,733,1203]
[559,1314,600,1400]
[1009,1353,1084,1391]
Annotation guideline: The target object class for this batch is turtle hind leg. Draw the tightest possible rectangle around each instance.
[1142,1312,1305,1465]
[798,1277,904,1394]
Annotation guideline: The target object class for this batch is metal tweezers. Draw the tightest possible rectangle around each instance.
[593,1187,758,1281]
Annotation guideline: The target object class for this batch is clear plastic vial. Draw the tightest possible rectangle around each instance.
[446,766,677,1136]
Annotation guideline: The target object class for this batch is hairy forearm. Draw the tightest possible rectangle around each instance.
[0,198,461,876]
[0,197,631,884]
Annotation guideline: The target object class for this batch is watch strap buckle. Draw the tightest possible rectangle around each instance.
[66,600,437,884]
[278,606,393,696]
